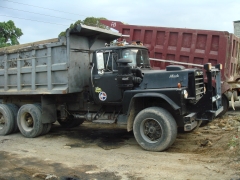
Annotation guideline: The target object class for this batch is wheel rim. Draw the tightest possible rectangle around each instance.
[20,112,34,132]
[0,114,5,130]
[140,118,162,143]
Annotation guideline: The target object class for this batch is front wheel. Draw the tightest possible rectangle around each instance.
[133,107,177,152]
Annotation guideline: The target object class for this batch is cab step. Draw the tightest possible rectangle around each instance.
[92,120,115,124]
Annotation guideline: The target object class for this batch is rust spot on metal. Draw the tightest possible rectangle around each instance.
[62,90,67,94]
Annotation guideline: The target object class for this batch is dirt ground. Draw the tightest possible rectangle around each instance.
[0,106,240,180]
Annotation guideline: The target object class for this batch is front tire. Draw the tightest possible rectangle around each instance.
[133,107,177,152]
[17,104,44,138]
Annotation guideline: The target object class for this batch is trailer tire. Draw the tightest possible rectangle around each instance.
[217,94,229,117]
[17,104,44,138]
[57,116,84,128]
[0,104,15,135]
[133,107,177,152]
[6,104,19,133]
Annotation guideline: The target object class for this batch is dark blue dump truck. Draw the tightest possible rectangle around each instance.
[0,24,223,151]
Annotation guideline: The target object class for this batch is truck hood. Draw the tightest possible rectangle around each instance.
[139,69,191,89]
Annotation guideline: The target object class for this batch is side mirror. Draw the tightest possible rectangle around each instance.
[96,52,105,70]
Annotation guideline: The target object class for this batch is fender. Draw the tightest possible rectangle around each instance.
[128,92,180,112]
[126,92,180,131]
[41,96,57,124]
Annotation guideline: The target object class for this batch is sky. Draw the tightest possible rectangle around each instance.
[0,0,240,44]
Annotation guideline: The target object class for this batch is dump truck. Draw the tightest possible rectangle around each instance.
[0,24,222,151]
[100,20,240,116]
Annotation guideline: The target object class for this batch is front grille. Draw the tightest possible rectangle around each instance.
[188,71,204,103]
[194,74,204,101]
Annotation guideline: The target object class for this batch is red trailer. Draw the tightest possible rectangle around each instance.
[100,20,240,114]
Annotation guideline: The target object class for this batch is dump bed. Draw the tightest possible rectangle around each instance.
[100,20,240,83]
[0,24,121,95]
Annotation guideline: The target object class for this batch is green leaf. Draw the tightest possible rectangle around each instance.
[0,20,23,47]
[58,17,110,37]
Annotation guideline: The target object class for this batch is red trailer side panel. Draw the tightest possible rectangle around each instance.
[100,20,240,83]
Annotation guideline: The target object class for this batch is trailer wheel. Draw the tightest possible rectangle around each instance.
[0,104,15,135]
[57,116,84,128]
[34,103,52,135]
[17,104,44,138]
[217,94,229,117]
[133,107,177,152]
[6,104,19,133]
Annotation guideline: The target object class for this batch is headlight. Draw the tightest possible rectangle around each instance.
[183,90,188,99]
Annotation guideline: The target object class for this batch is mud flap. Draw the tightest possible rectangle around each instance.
[41,96,57,124]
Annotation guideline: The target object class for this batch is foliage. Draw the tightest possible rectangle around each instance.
[59,17,109,37]
[83,17,109,29]
[228,135,239,148]
[0,20,23,48]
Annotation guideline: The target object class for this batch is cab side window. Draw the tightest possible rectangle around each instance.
[103,52,118,72]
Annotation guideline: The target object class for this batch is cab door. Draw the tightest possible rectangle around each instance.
[91,51,122,104]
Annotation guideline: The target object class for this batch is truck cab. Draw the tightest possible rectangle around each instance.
[88,42,223,151]
[91,44,149,104]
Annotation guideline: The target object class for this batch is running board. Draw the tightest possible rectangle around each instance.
[92,120,115,124]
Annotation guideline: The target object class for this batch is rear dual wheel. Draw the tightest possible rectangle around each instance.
[17,104,52,137]
[6,104,19,133]
[0,103,51,137]
[17,104,44,138]
[34,103,52,135]
[0,104,15,135]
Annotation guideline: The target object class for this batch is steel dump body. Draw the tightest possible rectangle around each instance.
[100,20,240,86]
[0,25,121,95]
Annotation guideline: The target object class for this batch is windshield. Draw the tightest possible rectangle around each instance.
[122,48,150,68]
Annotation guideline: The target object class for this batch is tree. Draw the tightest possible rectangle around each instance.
[0,20,23,48]
[59,17,109,37]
